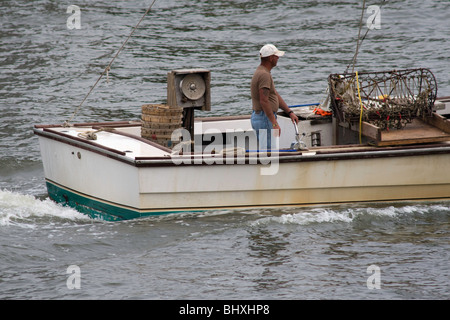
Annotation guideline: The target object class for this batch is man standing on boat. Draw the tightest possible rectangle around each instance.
[251,44,298,150]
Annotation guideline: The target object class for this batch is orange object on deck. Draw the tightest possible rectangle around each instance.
[313,108,332,116]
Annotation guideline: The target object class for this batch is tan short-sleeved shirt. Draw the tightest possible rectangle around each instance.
[251,65,279,113]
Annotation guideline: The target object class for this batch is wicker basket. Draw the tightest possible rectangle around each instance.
[141,104,183,148]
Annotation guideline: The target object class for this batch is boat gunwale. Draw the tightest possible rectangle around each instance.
[33,126,137,165]
[33,124,450,168]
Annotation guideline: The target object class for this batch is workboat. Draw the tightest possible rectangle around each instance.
[34,67,450,221]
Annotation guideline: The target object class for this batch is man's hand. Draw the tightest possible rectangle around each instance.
[289,112,299,124]
[272,122,281,137]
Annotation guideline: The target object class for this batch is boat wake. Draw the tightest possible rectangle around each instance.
[252,202,450,226]
[0,189,90,227]
[2,187,448,228]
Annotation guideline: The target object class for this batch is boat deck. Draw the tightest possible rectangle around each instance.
[35,122,172,159]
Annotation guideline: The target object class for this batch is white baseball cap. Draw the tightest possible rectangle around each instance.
[259,44,285,58]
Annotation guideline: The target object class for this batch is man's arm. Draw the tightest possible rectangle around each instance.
[277,91,299,124]
[259,87,281,136]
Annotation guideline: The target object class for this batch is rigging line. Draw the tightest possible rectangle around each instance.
[345,0,386,74]
[351,0,366,74]
[65,0,158,125]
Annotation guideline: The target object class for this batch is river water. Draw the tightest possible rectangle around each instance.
[1,0,449,300]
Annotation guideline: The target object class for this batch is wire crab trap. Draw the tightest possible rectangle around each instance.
[328,68,438,130]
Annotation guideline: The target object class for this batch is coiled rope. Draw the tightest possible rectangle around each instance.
[64,0,158,127]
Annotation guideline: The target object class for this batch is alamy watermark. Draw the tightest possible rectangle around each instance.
[169,122,280,176]
[67,5,81,30]
[366,5,381,30]
[66,265,81,290]
[366,264,381,289]
[65,264,382,291]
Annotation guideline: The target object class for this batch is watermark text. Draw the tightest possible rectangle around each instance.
[366,5,381,30]
[170,123,280,175]
[66,265,81,289]
[67,5,81,30]
[366,264,381,289]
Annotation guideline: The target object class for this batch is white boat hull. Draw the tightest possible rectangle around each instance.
[35,121,450,220]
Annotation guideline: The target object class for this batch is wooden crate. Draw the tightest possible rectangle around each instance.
[354,113,450,146]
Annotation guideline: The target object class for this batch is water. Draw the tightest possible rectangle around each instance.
[1,0,449,300]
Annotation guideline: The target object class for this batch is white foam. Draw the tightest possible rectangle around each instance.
[0,189,90,226]
[254,208,354,226]
[252,203,450,226]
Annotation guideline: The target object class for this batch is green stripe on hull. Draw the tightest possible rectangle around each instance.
[45,181,192,221]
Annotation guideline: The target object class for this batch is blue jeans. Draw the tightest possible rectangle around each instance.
[251,110,277,150]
